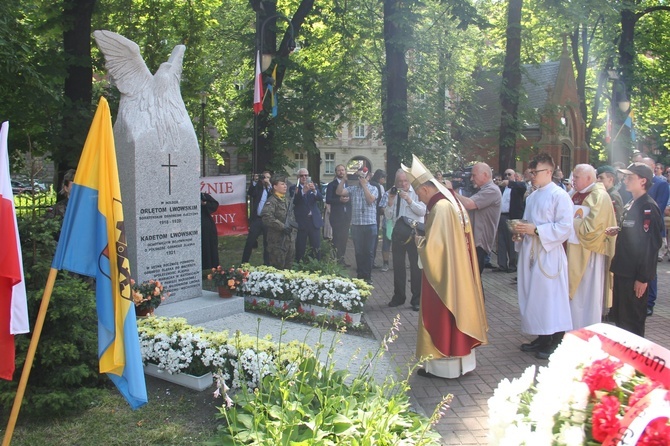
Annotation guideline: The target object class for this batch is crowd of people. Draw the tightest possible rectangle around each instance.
[237,151,664,377]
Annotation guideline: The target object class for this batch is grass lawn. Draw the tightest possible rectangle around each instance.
[5,377,221,445]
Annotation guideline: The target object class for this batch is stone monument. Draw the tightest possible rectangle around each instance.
[94,30,201,302]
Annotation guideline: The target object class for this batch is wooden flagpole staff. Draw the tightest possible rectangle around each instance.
[2,268,58,446]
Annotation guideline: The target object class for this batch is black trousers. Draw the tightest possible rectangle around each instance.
[295,219,321,262]
[241,218,269,265]
[497,213,516,269]
[391,235,421,305]
[330,214,351,262]
[610,275,648,337]
[476,246,487,275]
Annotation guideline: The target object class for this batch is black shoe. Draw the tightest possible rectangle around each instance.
[507,267,517,273]
[647,307,654,316]
[373,263,381,269]
[411,304,420,311]
[492,267,509,273]
[535,350,552,360]
[520,342,544,352]
[484,263,495,269]
[364,278,373,285]
[520,336,547,352]
[388,300,404,307]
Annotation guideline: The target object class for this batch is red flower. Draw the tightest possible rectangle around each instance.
[282,303,289,310]
[638,417,670,446]
[252,299,257,306]
[269,300,275,307]
[591,395,621,442]
[582,358,622,394]
[297,305,304,314]
[344,313,352,324]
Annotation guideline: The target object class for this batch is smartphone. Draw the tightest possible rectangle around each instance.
[307,176,312,184]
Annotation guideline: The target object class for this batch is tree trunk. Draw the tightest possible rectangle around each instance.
[498,0,522,171]
[57,0,96,189]
[383,0,410,177]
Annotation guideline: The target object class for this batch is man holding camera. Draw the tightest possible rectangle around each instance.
[290,168,323,262]
[336,167,378,283]
[242,171,272,265]
[447,162,501,274]
[379,169,426,310]
[326,164,352,265]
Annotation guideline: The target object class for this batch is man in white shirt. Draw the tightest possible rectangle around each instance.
[380,170,426,311]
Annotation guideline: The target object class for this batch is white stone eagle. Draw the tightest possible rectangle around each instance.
[93,30,192,150]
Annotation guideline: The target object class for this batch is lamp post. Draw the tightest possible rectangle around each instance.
[200,92,207,177]
[252,14,295,174]
[607,71,631,164]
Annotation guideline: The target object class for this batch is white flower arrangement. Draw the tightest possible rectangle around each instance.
[239,265,372,313]
[137,316,309,390]
[488,324,670,446]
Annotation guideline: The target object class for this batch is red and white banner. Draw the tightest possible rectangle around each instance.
[200,175,249,236]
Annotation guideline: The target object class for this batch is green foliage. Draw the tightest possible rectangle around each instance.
[0,214,104,417]
[293,239,347,277]
[213,320,444,445]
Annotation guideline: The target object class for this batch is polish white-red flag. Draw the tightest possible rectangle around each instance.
[253,51,264,115]
[0,121,29,381]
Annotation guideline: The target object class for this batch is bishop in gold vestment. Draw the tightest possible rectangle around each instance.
[402,155,488,378]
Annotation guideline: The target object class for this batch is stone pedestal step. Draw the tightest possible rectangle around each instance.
[153,290,244,325]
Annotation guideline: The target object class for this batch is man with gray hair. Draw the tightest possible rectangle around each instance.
[379,169,426,310]
[567,164,617,328]
[449,162,501,274]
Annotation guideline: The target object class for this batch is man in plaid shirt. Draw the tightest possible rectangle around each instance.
[336,167,378,283]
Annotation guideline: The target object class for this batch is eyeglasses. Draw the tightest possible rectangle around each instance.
[298,174,309,177]
[528,169,549,177]
[504,173,514,177]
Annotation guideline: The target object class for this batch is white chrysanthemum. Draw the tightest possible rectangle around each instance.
[556,423,585,446]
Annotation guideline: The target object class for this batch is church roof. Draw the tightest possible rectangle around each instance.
[467,61,561,132]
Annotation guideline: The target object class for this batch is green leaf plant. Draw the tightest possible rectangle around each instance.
[210,315,450,445]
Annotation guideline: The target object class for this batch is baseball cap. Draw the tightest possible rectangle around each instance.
[617,162,653,183]
[596,165,616,176]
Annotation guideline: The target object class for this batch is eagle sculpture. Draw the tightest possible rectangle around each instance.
[93,30,192,150]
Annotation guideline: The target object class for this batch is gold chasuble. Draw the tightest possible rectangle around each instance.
[402,156,488,362]
[567,182,617,304]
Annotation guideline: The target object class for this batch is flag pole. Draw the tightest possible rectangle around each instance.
[2,268,58,446]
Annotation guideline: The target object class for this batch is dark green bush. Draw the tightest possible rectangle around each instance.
[0,213,105,418]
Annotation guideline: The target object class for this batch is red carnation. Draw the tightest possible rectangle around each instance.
[638,417,670,446]
[582,358,622,395]
[591,395,621,442]
[344,313,352,324]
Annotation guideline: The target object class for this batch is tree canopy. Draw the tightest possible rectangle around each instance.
[5,0,670,178]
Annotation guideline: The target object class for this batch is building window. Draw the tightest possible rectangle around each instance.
[324,153,335,174]
[561,144,571,174]
[354,122,365,139]
[295,153,306,171]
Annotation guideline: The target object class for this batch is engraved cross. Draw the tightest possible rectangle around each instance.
[161,154,177,195]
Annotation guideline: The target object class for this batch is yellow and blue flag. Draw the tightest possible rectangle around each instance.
[52,97,147,409]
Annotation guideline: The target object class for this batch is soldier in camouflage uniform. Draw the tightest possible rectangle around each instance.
[261,175,296,269]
